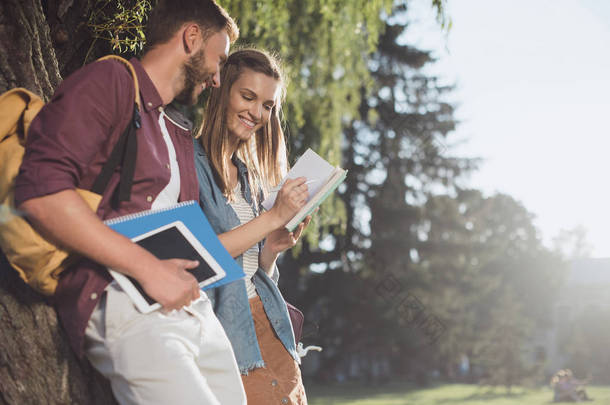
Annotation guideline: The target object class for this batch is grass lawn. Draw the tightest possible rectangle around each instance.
[307,382,610,405]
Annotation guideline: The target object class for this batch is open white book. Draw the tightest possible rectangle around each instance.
[262,149,347,232]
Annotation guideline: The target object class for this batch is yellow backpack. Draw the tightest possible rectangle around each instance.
[0,55,141,295]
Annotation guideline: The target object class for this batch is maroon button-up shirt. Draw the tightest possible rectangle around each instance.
[14,58,199,358]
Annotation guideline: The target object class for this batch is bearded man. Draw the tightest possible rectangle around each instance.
[14,1,245,404]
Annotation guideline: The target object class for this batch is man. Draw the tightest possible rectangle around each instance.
[14,1,245,404]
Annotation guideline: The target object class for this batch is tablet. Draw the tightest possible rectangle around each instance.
[108,221,226,313]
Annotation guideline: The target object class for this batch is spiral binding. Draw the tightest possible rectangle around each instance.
[104,200,197,226]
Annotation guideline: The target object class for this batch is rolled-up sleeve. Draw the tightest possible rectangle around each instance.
[14,60,133,206]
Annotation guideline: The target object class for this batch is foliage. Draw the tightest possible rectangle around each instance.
[218,0,393,245]
[291,5,566,384]
[292,4,476,383]
[431,0,451,30]
[552,225,593,259]
[87,0,152,56]
[413,191,566,387]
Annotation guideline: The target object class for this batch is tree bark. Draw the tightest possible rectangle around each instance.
[0,1,116,403]
[0,0,61,99]
[0,256,116,405]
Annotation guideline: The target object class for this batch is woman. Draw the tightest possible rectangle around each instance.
[194,48,309,404]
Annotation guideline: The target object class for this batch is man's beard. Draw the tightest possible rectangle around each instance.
[174,49,211,105]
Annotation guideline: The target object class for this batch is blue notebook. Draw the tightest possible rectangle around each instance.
[104,200,245,313]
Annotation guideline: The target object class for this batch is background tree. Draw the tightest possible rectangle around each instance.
[286,3,474,382]
[282,4,567,387]
[0,1,119,402]
[418,191,565,388]
[552,225,593,260]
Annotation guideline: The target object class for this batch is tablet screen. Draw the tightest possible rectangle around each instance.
[128,225,218,305]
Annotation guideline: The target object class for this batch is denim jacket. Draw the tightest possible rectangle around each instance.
[193,139,299,374]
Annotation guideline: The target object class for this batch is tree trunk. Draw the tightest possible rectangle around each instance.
[0,1,116,403]
[0,0,61,99]
[0,256,116,405]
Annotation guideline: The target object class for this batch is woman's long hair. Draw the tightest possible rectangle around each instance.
[197,48,287,202]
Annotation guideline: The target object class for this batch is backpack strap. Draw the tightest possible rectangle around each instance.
[97,55,142,111]
[91,55,142,208]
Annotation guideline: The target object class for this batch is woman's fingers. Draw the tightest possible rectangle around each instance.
[291,194,307,207]
[273,177,312,224]
[293,223,305,241]
[281,177,307,193]
[282,178,309,197]
[278,179,302,208]
[296,186,309,201]
[284,179,309,207]
[303,215,312,226]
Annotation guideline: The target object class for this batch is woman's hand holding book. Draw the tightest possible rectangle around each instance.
[269,177,309,226]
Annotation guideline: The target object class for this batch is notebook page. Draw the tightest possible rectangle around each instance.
[262,148,335,210]
[285,168,347,231]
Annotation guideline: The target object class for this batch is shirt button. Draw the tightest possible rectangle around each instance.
[166,163,170,169]
[158,106,163,112]
[90,292,98,300]
[146,195,153,202]
[147,101,152,108]
[271,379,278,387]
[281,398,288,404]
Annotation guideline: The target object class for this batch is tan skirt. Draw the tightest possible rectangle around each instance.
[241,296,307,405]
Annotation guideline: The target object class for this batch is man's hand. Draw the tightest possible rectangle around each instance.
[140,259,201,311]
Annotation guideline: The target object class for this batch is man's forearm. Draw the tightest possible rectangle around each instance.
[19,189,161,281]
[21,189,201,310]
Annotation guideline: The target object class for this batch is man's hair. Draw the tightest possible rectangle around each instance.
[144,0,239,52]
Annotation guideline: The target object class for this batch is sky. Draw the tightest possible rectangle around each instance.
[406,0,610,258]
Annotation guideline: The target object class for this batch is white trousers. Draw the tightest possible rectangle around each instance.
[85,283,246,405]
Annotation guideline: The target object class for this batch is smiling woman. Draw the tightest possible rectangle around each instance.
[194,48,310,404]
[198,49,287,199]
[225,70,280,143]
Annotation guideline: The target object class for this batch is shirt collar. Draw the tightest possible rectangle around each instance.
[129,57,163,112]
[164,103,193,132]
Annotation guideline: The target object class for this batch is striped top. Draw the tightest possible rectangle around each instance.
[229,184,260,298]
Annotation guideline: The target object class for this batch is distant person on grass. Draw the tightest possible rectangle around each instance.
[552,369,593,402]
